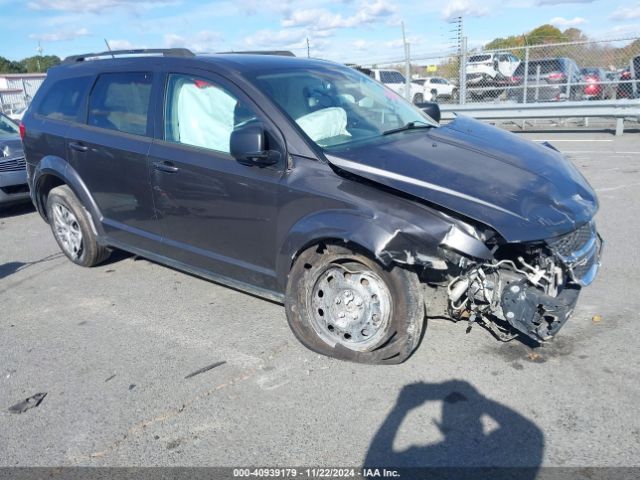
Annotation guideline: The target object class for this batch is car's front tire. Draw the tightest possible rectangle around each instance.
[46,185,110,267]
[285,244,425,364]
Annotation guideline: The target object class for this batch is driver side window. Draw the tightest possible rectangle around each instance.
[164,74,257,154]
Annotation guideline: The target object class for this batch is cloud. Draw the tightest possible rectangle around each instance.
[281,0,396,31]
[107,39,134,50]
[164,30,223,52]
[442,1,489,21]
[534,0,595,5]
[549,16,587,27]
[609,5,640,21]
[29,27,91,41]
[243,29,308,48]
[28,0,174,14]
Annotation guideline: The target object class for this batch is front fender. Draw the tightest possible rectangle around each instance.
[275,207,491,291]
[33,155,105,236]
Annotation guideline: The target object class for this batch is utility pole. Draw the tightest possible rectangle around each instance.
[36,41,43,72]
[401,21,411,102]
[306,37,310,58]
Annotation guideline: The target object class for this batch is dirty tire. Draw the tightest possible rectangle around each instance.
[46,185,110,267]
[285,244,425,364]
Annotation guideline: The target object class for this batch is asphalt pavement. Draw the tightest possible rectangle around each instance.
[0,131,639,470]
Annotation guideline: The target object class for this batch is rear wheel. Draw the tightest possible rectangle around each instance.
[412,93,424,104]
[46,185,110,267]
[285,244,425,364]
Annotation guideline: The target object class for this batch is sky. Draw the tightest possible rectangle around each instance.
[1,0,639,64]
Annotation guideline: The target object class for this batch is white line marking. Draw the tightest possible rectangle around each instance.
[533,139,614,142]
[596,182,640,192]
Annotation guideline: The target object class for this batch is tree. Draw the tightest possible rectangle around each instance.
[20,55,61,73]
[0,56,26,73]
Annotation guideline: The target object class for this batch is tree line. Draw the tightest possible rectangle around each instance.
[0,55,61,74]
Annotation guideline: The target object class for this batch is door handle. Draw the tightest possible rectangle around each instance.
[153,161,179,173]
[69,141,88,152]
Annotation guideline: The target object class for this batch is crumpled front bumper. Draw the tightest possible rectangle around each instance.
[500,281,581,341]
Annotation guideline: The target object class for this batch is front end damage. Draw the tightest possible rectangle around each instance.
[442,220,601,341]
[381,218,602,342]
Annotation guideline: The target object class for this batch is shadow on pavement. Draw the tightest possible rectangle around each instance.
[364,380,543,479]
[0,201,35,218]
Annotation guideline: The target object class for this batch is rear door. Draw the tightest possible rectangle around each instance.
[147,69,285,291]
[66,70,159,250]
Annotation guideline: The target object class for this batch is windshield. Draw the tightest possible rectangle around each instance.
[251,65,437,151]
[0,114,19,138]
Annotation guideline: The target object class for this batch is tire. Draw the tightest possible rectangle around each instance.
[46,185,110,267]
[430,89,437,102]
[412,93,424,104]
[451,88,459,102]
[285,244,425,364]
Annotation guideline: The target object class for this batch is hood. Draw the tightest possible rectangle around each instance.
[326,116,598,243]
[0,136,24,160]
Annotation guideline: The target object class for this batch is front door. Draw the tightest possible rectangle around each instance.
[148,70,285,291]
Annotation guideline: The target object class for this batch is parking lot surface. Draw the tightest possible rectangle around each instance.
[1,131,639,469]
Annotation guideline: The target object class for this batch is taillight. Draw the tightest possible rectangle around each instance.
[548,73,566,81]
[512,76,523,83]
[19,122,25,140]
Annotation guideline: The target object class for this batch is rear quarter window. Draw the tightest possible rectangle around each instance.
[35,76,92,122]
[87,72,152,136]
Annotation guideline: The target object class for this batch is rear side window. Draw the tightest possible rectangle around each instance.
[35,76,91,122]
[88,72,152,136]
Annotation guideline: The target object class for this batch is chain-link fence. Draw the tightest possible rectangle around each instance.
[354,36,640,107]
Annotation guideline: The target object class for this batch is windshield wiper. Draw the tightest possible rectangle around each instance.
[382,121,433,136]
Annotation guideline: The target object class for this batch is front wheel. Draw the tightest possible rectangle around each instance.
[285,244,425,364]
[412,93,424,104]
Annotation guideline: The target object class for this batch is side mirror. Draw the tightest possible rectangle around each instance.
[415,101,441,123]
[230,122,280,166]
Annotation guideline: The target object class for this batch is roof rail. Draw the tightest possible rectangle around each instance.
[63,48,195,64]
[217,50,296,57]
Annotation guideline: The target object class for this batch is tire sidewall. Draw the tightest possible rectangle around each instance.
[46,186,100,267]
[285,246,424,364]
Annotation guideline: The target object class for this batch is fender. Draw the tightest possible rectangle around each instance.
[275,207,493,291]
[32,155,106,237]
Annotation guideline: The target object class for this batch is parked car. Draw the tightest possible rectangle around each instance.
[412,77,458,101]
[616,56,639,99]
[366,68,425,103]
[466,52,521,99]
[509,57,584,102]
[0,112,30,207]
[22,49,602,364]
[580,67,607,100]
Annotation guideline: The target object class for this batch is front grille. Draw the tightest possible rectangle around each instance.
[0,157,26,173]
[546,221,601,286]
[0,184,29,195]
[547,222,593,257]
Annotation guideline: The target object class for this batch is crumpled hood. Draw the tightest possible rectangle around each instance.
[326,116,598,243]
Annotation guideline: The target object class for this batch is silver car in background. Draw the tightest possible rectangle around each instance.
[0,112,29,206]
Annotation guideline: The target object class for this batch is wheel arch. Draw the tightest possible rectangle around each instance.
[32,156,105,236]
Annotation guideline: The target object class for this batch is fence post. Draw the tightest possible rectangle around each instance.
[459,36,467,105]
[535,65,541,102]
[566,62,572,99]
[523,46,529,104]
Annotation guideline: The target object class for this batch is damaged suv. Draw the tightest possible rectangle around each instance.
[21,49,602,364]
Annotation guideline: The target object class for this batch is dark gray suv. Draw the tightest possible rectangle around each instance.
[21,49,602,364]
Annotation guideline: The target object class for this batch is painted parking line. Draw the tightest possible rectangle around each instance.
[533,139,614,142]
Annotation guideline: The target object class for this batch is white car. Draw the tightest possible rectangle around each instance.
[367,68,425,104]
[412,77,457,101]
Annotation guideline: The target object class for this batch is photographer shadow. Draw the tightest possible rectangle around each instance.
[364,380,543,480]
